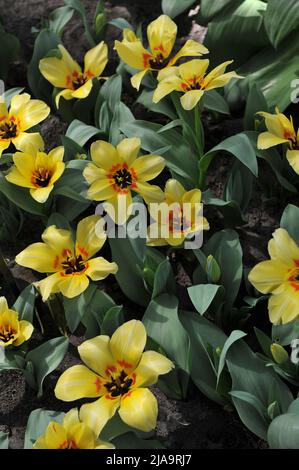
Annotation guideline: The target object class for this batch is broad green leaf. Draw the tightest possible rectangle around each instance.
[52,168,88,202]
[268,413,299,449]
[100,75,122,112]
[3,87,24,107]
[255,327,273,357]
[161,0,196,18]
[0,432,9,449]
[13,285,36,323]
[24,409,64,449]
[224,161,253,213]
[188,284,221,315]
[280,204,299,245]
[64,0,95,46]
[152,259,176,300]
[199,0,241,24]
[0,30,20,80]
[202,90,230,115]
[113,432,165,449]
[63,284,99,333]
[136,90,177,120]
[272,322,299,347]
[244,84,269,130]
[66,119,100,147]
[101,306,124,337]
[46,212,71,230]
[0,172,45,216]
[82,288,116,339]
[48,5,74,36]
[264,0,299,48]
[108,18,134,31]
[217,330,247,384]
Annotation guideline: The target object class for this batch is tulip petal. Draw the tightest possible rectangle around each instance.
[147,15,177,59]
[169,39,209,66]
[133,155,165,181]
[84,41,108,77]
[76,215,107,260]
[134,351,174,388]
[71,79,93,99]
[268,228,299,265]
[119,388,158,432]
[58,273,90,298]
[0,297,8,314]
[44,422,67,449]
[80,395,120,436]
[9,93,31,116]
[41,225,74,257]
[180,89,204,110]
[0,139,10,156]
[110,320,146,372]
[103,193,133,225]
[17,99,50,131]
[55,88,74,108]
[63,408,80,429]
[30,186,53,203]
[257,131,289,150]
[117,137,141,166]
[15,242,58,272]
[6,167,33,189]
[13,132,45,153]
[68,422,95,448]
[39,57,70,88]
[58,45,81,74]
[178,59,209,81]
[83,162,106,184]
[36,272,63,301]
[78,335,115,377]
[13,320,34,346]
[286,149,299,175]
[85,257,118,281]
[248,259,289,294]
[131,69,148,91]
[114,39,150,70]
[55,364,104,401]
[134,181,165,204]
[153,76,181,103]
[165,179,185,204]
[86,178,115,201]
[268,288,299,324]
[90,140,119,170]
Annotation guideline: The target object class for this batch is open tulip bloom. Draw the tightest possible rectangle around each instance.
[114,14,208,91]
[249,228,299,324]
[0,93,49,156]
[83,137,165,224]
[147,179,210,246]
[257,109,299,174]
[153,59,240,110]
[0,296,33,347]
[39,42,108,107]
[55,320,174,433]
[15,215,118,301]
[34,408,114,449]
[5,146,65,203]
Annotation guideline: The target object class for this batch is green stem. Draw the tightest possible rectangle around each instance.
[194,103,206,188]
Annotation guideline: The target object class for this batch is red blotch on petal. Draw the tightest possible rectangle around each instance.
[117,359,133,369]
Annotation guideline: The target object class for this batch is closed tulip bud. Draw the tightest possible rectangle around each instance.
[271,343,289,364]
[206,255,221,283]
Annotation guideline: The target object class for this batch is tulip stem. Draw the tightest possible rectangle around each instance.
[194,104,205,189]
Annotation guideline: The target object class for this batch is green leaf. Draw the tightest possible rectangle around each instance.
[280,204,299,245]
[0,172,45,216]
[3,87,24,107]
[255,327,273,357]
[202,90,230,115]
[264,0,299,48]
[113,432,165,449]
[25,337,69,397]
[64,0,95,46]
[82,288,116,338]
[268,413,299,449]
[0,30,20,80]
[272,322,299,347]
[152,259,176,300]
[244,84,269,130]
[161,0,197,18]
[100,75,122,112]
[24,409,64,449]
[63,284,99,333]
[66,119,100,147]
[52,168,88,202]
[201,133,258,176]
[108,18,134,31]
[13,285,36,323]
[136,90,177,120]
[0,432,9,449]
[48,5,74,36]
[199,0,241,24]
[224,161,253,213]
[101,306,124,336]
[188,284,221,315]
[47,212,71,230]
[217,330,247,384]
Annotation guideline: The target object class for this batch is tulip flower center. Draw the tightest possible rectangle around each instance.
[31,168,52,188]
[71,71,88,90]
[169,211,191,234]
[61,254,86,275]
[104,370,134,397]
[181,76,204,92]
[0,119,18,140]
[113,168,133,189]
[0,324,16,343]
[59,439,78,449]
[288,265,299,291]
[149,53,169,70]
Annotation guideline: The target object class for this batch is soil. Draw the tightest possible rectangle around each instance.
[0,0,276,450]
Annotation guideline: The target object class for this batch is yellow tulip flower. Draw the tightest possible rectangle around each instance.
[0,93,49,156]
[249,228,299,324]
[55,320,174,433]
[83,137,165,224]
[39,42,108,107]
[114,15,208,91]
[15,215,118,301]
[34,408,114,449]
[257,108,299,175]
[0,296,33,347]
[5,146,65,203]
[147,179,209,246]
[153,59,239,110]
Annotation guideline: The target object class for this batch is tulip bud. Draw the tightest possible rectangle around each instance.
[94,13,106,36]
[270,343,288,364]
[205,255,221,283]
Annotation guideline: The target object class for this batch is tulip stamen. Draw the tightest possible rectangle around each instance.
[0,324,16,343]
[104,369,134,397]
[0,120,18,139]
[113,168,133,189]
[61,254,86,275]
[31,168,52,188]
[149,53,169,70]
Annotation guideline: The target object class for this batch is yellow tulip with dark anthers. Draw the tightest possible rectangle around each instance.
[5,146,65,203]
[153,59,240,110]
[249,228,299,324]
[147,179,209,247]
[33,408,114,449]
[83,137,165,224]
[39,42,108,107]
[55,320,174,433]
[114,15,208,91]
[257,108,299,175]
[0,93,49,156]
[15,215,118,301]
[0,297,33,347]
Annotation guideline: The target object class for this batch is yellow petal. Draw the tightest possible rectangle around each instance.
[182,188,202,205]
[15,242,58,272]
[180,89,205,110]
[6,167,33,189]
[119,388,158,432]
[134,181,165,204]
[12,151,35,178]
[133,155,165,181]
[17,99,50,131]
[268,288,299,324]
[0,140,10,156]
[268,228,299,265]
[9,93,31,116]
[117,137,141,166]
[79,395,120,437]
[83,162,107,185]
[13,320,34,346]
[78,335,115,378]
[39,56,70,88]
[103,193,133,225]
[286,149,299,175]
[258,111,293,140]
[58,44,81,74]
[153,76,182,103]
[131,69,148,91]
[123,28,138,42]
[147,15,177,59]
[178,59,209,81]
[68,422,96,449]
[48,146,64,163]
[30,186,53,203]
[110,320,146,372]
[76,215,106,260]
[44,422,67,449]
[169,39,209,66]
[41,225,74,258]
[90,140,119,170]
[0,102,8,120]
[165,179,185,204]
[95,440,115,449]
[86,178,115,201]
[0,297,8,314]
[63,408,80,430]
[36,272,63,301]
[114,39,151,70]
[55,88,74,108]
[58,273,89,298]
[13,132,45,153]
[33,437,47,449]
[134,351,174,388]
[50,161,65,184]
[85,257,118,281]
[71,79,93,99]
[248,259,289,294]
[257,131,289,150]
[55,364,104,401]
[84,41,108,77]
